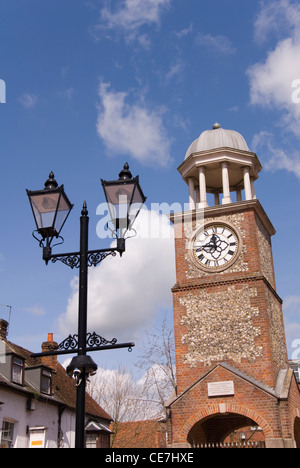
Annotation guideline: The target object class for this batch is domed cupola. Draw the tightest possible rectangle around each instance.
[178,123,262,208]
[185,122,250,158]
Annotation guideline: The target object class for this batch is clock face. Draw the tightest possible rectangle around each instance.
[192,224,240,271]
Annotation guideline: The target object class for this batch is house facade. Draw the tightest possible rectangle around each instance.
[0,319,112,448]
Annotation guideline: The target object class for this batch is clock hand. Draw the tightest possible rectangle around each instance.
[196,241,216,252]
[195,234,219,252]
[204,234,219,250]
[211,234,218,247]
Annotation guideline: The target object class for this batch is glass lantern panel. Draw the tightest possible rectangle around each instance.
[53,193,72,233]
[128,185,145,228]
[104,183,135,206]
[131,184,145,205]
[30,192,60,230]
[104,183,135,230]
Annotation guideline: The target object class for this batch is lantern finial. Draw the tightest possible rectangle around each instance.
[118,163,132,180]
[44,172,58,190]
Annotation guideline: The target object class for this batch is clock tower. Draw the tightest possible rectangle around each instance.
[166,123,300,448]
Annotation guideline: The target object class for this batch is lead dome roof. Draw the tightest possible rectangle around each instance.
[185,123,250,160]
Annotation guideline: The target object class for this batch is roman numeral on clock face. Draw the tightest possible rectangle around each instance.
[193,224,239,270]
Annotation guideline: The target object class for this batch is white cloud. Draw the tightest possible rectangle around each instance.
[92,0,171,44]
[284,295,300,315]
[254,0,300,44]
[247,38,300,133]
[195,33,236,55]
[24,305,46,317]
[175,23,193,39]
[57,208,175,341]
[100,0,171,31]
[252,130,300,179]
[247,1,300,178]
[19,93,38,108]
[283,295,300,358]
[96,81,172,167]
[248,0,300,137]
[286,322,300,359]
[165,60,184,82]
[88,365,162,420]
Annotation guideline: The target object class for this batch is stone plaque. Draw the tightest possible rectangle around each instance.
[207,380,234,397]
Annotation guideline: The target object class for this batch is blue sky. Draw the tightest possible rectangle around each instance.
[0,0,300,374]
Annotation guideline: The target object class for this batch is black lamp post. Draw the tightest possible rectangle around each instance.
[27,164,146,449]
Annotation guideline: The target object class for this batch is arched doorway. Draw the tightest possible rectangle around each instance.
[187,412,265,448]
[294,417,300,448]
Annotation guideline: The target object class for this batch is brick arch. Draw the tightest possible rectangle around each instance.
[181,404,273,442]
[294,416,300,448]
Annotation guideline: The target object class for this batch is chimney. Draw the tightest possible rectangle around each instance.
[0,319,8,339]
[41,333,58,371]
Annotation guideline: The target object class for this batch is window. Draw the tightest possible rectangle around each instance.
[11,356,24,385]
[291,364,300,382]
[85,432,110,448]
[85,433,97,449]
[1,420,14,448]
[41,368,52,394]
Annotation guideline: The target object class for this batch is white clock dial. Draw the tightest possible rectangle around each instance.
[193,224,239,270]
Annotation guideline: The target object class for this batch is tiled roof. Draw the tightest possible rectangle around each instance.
[111,419,167,448]
[1,338,112,422]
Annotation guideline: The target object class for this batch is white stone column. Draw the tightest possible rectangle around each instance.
[243,166,252,201]
[221,162,232,204]
[236,188,242,202]
[214,192,220,206]
[188,177,195,210]
[250,177,256,199]
[198,167,208,207]
[195,187,200,205]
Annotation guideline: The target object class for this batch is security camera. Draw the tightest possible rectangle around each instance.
[66,355,97,386]
[73,368,81,378]
[72,368,82,386]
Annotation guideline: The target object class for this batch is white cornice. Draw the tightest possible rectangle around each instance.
[169,199,276,237]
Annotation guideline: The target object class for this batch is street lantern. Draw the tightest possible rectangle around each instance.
[101,163,146,238]
[26,172,73,242]
[27,163,146,449]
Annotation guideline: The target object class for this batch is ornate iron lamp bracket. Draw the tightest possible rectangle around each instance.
[86,331,117,348]
[30,332,135,358]
[31,332,134,358]
[56,332,118,352]
[49,248,117,269]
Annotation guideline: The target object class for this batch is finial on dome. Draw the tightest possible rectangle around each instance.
[212,122,221,129]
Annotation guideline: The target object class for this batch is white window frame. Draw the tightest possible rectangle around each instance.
[11,355,24,385]
[1,420,15,448]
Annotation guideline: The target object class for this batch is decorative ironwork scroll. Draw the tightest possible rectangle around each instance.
[87,250,117,267]
[49,249,117,269]
[57,334,78,351]
[56,332,118,352]
[51,254,80,269]
[86,332,117,348]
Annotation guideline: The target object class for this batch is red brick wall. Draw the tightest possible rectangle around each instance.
[168,204,300,447]
[168,365,279,446]
[172,206,288,394]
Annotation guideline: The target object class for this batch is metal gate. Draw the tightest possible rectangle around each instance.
[192,441,265,448]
